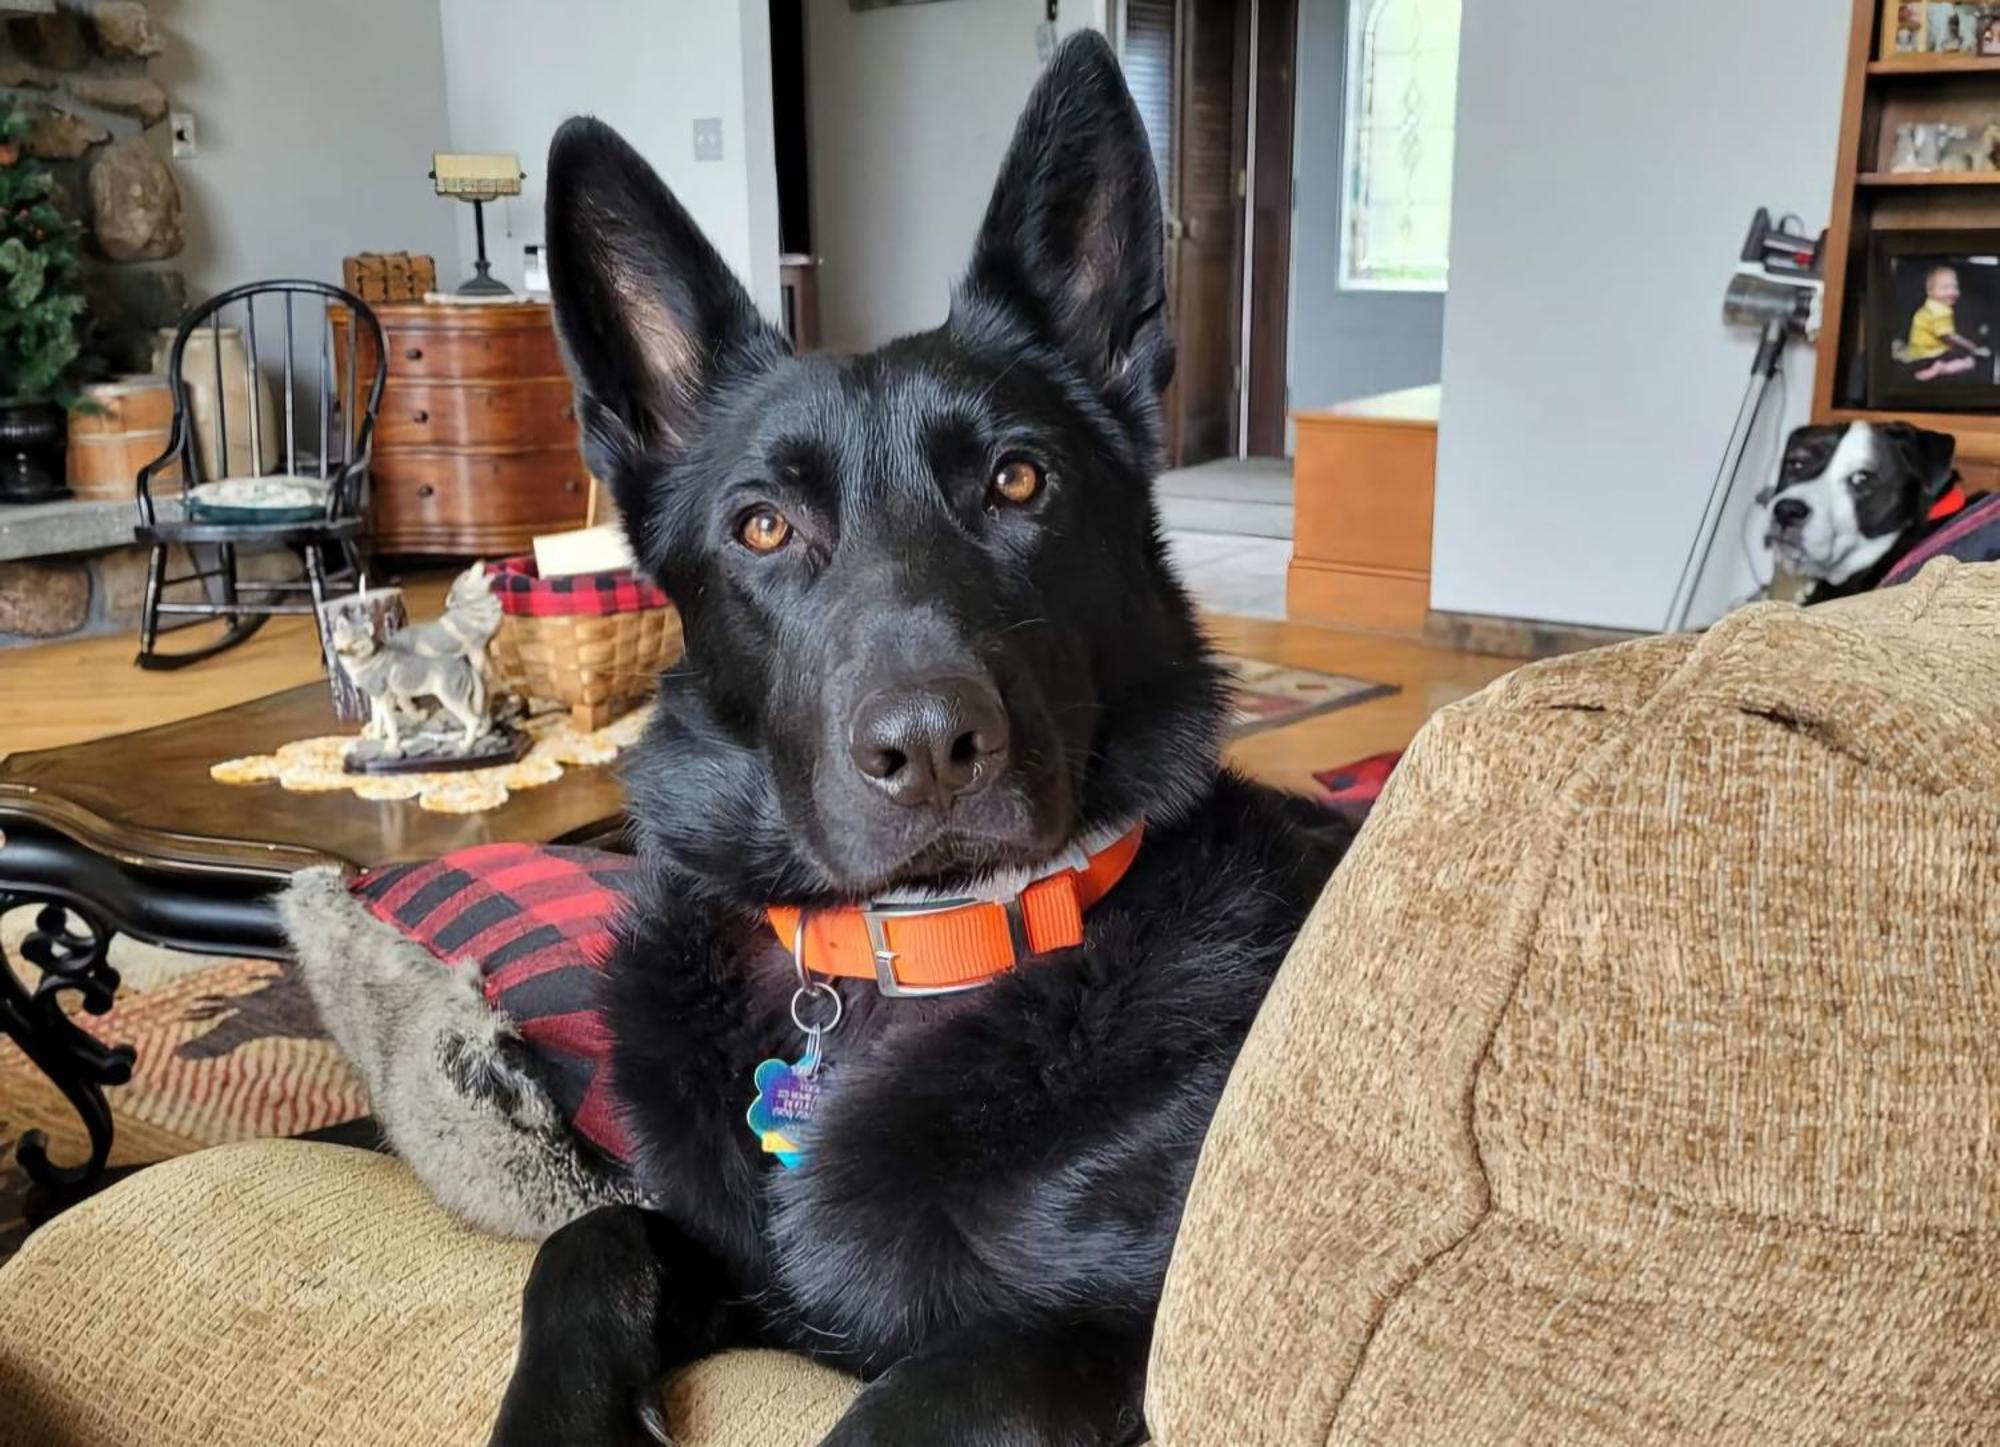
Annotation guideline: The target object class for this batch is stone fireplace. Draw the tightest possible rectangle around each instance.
[3,0,185,370]
[0,0,221,649]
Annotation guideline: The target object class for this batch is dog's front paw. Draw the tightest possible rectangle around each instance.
[488,1387,672,1447]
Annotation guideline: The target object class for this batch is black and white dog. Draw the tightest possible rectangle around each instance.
[484,34,1349,1445]
[1759,420,1960,602]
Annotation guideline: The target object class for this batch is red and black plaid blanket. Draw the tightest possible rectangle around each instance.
[486,555,671,618]
[353,843,637,1162]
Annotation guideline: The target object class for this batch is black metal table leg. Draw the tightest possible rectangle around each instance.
[0,893,136,1195]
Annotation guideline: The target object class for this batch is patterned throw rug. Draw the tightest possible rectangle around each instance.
[0,655,1392,1262]
[0,942,370,1262]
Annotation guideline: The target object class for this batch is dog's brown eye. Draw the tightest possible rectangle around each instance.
[990,459,1044,507]
[738,509,793,553]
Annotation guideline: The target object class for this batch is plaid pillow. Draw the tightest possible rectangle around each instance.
[486,554,671,618]
[352,842,636,1161]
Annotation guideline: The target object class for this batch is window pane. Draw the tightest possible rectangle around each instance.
[1342,0,1461,290]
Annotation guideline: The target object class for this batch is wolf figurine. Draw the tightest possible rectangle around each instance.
[330,564,502,753]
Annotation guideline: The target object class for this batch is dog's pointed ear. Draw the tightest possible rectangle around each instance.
[545,117,785,501]
[958,32,1172,413]
[1882,422,1959,503]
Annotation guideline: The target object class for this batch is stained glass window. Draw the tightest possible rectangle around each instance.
[1340,0,1460,290]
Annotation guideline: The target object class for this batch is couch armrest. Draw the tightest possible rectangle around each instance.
[1149,561,2000,1445]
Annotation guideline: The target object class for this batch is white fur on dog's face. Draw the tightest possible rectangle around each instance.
[1765,423,1902,584]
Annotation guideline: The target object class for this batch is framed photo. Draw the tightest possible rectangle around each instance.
[1981,6,2000,54]
[1884,0,1930,57]
[1867,230,2000,410]
[1931,2,1981,52]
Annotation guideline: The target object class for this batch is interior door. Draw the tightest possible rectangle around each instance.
[1169,0,1249,467]
[1244,0,1296,457]
[1123,0,1183,454]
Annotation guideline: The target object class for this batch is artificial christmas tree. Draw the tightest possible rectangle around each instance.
[0,98,95,503]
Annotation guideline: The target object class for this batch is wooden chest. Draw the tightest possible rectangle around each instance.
[331,301,591,556]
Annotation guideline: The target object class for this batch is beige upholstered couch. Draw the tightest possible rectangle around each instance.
[3,561,1996,1445]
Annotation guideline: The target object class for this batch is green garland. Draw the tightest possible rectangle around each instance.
[0,100,93,406]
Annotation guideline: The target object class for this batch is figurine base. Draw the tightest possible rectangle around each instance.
[343,726,531,775]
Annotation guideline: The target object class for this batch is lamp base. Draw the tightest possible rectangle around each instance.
[457,271,515,297]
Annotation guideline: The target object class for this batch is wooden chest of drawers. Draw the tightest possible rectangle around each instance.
[1288,384,1439,634]
[332,301,591,555]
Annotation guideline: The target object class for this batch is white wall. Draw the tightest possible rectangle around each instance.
[807,0,1104,354]
[437,0,782,315]
[153,0,459,301]
[1429,0,1849,631]
[1287,0,1445,414]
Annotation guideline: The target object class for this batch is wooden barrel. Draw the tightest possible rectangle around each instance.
[67,374,177,500]
[151,327,278,480]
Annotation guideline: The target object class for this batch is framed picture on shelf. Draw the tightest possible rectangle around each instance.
[1931,2,1981,53]
[1867,230,2000,410]
[1981,7,2000,53]
[1883,0,1930,58]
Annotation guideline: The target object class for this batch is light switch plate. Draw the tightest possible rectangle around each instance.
[170,111,197,158]
[693,117,724,162]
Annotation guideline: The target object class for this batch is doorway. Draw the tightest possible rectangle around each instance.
[1120,0,1298,466]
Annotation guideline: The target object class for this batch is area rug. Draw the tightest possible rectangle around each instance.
[0,653,1393,1266]
[1219,653,1396,734]
[0,947,369,1264]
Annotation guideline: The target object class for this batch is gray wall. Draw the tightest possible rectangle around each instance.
[437,0,781,313]
[1429,0,1848,630]
[153,0,459,302]
[807,0,1103,354]
[1287,0,1445,414]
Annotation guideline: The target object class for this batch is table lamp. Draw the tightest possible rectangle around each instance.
[431,153,525,297]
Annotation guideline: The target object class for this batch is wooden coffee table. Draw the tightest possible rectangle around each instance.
[0,684,629,1195]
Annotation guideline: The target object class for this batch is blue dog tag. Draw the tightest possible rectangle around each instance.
[746,1053,826,1170]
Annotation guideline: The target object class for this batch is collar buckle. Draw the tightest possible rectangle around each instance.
[856,897,997,998]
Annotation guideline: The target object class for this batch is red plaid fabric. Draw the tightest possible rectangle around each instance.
[351,842,636,1162]
[487,555,671,618]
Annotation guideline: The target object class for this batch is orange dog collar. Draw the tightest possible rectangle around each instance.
[767,824,1144,997]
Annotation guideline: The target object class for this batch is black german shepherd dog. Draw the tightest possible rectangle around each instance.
[494,33,1348,1445]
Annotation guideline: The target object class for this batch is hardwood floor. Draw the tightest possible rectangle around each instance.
[0,573,1517,788]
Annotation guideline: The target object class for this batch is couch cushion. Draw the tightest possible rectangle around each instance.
[1149,559,2000,1445]
[0,1141,859,1446]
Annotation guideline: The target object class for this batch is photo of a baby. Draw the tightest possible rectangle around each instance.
[1902,264,1992,381]
[1869,234,2000,409]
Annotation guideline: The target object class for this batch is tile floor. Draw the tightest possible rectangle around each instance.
[1165,529,1292,621]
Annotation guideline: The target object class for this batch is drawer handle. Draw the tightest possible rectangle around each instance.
[404,347,424,362]
[412,409,429,424]
[562,477,582,495]
[416,483,435,499]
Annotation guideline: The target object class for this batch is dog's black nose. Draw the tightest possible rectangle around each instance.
[849,677,1010,808]
[1772,497,1810,528]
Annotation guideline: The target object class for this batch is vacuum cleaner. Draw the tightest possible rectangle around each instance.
[1663,210,1826,631]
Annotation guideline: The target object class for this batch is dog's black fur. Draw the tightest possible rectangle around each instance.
[492,35,1348,1445]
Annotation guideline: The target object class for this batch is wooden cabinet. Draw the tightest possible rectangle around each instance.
[332,301,590,555]
[1287,384,1439,634]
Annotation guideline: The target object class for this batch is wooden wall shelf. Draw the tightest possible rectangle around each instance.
[1856,172,2000,187]
[1867,58,2000,76]
[1814,0,2000,489]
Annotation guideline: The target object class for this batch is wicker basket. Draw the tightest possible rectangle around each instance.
[485,557,681,730]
